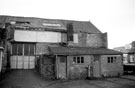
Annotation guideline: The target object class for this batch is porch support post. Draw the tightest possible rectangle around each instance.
[55,54,59,79]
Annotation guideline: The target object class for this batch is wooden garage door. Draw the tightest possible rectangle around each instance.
[10,43,35,69]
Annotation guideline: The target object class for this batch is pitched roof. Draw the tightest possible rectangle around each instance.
[113,46,135,54]
[113,46,130,54]
[49,46,122,55]
[0,15,101,33]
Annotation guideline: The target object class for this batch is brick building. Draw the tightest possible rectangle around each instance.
[114,41,135,64]
[0,15,123,79]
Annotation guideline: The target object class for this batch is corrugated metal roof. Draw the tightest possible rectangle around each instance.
[0,15,101,33]
[49,46,122,55]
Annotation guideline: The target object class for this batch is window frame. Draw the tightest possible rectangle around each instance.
[73,56,84,64]
[11,43,35,56]
[107,56,117,63]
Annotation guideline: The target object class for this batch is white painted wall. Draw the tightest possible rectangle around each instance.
[36,31,61,42]
[14,30,37,42]
[14,30,61,42]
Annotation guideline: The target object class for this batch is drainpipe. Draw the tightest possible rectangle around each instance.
[88,65,90,78]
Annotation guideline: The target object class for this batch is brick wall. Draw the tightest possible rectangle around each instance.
[67,33,86,47]
[36,43,59,55]
[87,33,107,48]
[38,56,55,79]
[67,32,108,48]
[100,55,123,77]
[67,55,93,79]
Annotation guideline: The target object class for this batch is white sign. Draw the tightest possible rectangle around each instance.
[42,23,61,27]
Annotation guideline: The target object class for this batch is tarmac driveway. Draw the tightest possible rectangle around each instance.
[0,70,135,88]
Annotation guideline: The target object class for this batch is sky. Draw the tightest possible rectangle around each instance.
[0,0,135,49]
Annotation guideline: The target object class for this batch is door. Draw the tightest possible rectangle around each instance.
[58,56,67,79]
[0,51,3,72]
[93,55,101,77]
[10,43,35,69]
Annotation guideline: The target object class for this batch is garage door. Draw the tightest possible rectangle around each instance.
[10,43,35,69]
[10,56,35,69]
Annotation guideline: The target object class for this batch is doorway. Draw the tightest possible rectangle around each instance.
[10,43,35,69]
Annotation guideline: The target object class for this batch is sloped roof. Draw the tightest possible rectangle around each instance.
[49,46,122,55]
[60,20,101,33]
[0,15,101,33]
[113,46,135,54]
[128,49,135,54]
[113,46,129,54]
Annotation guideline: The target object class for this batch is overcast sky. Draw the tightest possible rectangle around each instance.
[0,0,135,49]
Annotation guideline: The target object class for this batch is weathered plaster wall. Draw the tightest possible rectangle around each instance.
[101,55,123,77]
[14,30,61,42]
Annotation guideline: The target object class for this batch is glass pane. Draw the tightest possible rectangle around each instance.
[77,57,80,63]
[81,57,84,63]
[24,44,29,56]
[60,56,66,63]
[73,57,76,63]
[12,43,17,55]
[108,57,110,63]
[29,44,35,55]
[111,57,113,63]
[18,44,23,55]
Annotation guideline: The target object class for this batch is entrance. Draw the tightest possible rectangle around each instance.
[10,43,35,69]
[58,56,67,79]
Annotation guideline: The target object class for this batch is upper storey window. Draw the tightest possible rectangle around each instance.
[73,34,78,43]
[67,23,74,42]
[10,21,30,25]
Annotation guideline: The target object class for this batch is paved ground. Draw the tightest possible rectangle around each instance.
[0,70,135,88]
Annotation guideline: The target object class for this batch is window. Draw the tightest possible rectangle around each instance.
[16,21,30,25]
[73,56,84,64]
[17,44,23,55]
[24,44,29,55]
[29,44,34,55]
[12,43,17,55]
[73,34,78,43]
[77,57,80,63]
[107,56,117,63]
[11,43,35,56]
[108,57,111,63]
[81,57,84,63]
[94,55,100,62]
[73,57,76,63]
[111,57,113,63]
[69,35,73,41]
[60,57,66,63]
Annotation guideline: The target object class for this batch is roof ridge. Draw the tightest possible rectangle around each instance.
[0,15,102,33]
[0,15,90,22]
